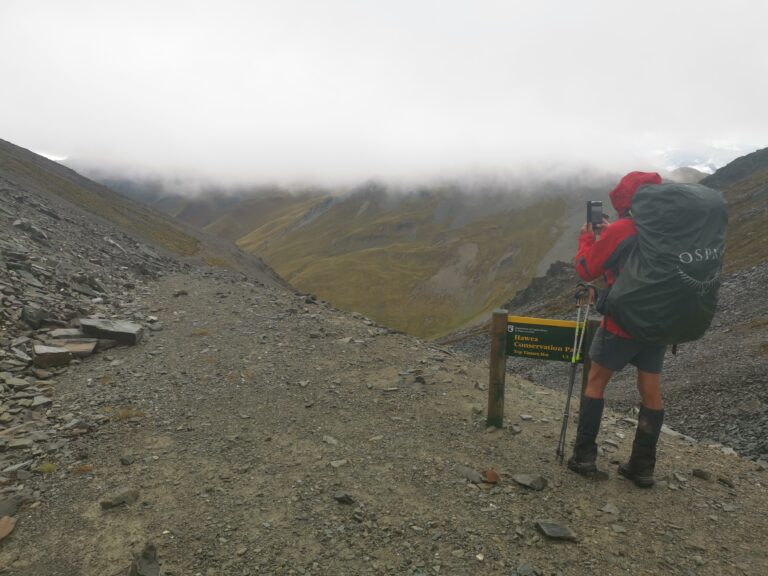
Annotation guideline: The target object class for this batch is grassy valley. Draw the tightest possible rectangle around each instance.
[236,189,567,337]
[126,181,576,338]
[100,147,768,339]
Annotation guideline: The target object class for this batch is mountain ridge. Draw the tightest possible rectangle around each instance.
[0,139,288,288]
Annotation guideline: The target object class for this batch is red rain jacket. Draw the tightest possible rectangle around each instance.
[575,171,662,338]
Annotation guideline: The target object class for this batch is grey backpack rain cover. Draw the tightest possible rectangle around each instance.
[605,182,728,345]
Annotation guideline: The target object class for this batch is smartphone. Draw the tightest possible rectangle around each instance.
[587,201,603,226]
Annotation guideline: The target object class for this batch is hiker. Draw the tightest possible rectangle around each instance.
[569,171,665,487]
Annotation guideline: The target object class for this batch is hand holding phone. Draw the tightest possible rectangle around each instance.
[587,201,603,227]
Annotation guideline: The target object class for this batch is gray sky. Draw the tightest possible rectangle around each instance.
[2,0,766,185]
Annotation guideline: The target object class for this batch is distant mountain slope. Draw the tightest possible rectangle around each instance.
[701,147,768,271]
[701,147,768,190]
[0,139,287,287]
[233,186,568,338]
[108,173,620,338]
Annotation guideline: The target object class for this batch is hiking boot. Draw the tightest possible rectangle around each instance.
[618,406,664,488]
[567,396,604,476]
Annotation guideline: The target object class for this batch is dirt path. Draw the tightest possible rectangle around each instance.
[3,270,767,575]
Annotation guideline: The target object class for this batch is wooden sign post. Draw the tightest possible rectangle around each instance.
[486,311,598,428]
[487,310,508,428]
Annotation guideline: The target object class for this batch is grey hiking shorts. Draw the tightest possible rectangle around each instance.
[588,327,667,374]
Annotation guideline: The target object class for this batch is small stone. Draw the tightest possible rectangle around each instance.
[516,563,539,576]
[512,474,547,491]
[121,456,135,466]
[129,542,161,576]
[0,516,16,542]
[535,520,577,541]
[718,476,735,489]
[100,488,140,509]
[31,396,53,408]
[330,459,348,469]
[455,464,483,484]
[333,492,355,505]
[322,435,338,446]
[611,524,627,533]
[692,468,712,481]
[5,377,30,389]
[483,468,500,484]
[520,414,533,421]
[8,438,34,449]
[600,502,619,515]
[173,290,188,297]
[509,424,522,435]
[673,472,688,483]
[0,496,26,517]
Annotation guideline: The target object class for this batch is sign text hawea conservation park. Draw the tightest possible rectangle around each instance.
[486,310,596,428]
[506,315,582,363]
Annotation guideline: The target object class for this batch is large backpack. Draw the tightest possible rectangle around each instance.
[605,182,728,345]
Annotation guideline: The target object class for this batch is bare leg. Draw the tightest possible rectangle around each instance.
[636,370,663,410]
[584,361,615,399]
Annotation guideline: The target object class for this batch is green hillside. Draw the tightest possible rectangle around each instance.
[209,187,566,338]
[701,149,768,272]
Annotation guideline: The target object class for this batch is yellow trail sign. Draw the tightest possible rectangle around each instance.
[506,315,584,363]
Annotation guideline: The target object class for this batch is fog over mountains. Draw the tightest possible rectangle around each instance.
[94,146,763,338]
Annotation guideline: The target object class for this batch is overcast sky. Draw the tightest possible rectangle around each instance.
[2,0,766,185]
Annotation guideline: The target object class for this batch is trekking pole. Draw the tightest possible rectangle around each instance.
[556,284,594,464]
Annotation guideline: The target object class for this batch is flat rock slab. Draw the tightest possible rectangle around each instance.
[48,328,86,339]
[33,345,73,368]
[5,378,30,389]
[80,319,144,345]
[58,340,98,358]
[536,520,577,541]
[512,473,548,491]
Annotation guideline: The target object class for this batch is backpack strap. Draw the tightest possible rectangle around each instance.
[603,234,637,278]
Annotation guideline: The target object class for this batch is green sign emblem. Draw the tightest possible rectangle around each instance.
[506,315,584,363]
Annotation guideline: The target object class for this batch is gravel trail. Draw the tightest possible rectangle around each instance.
[2,270,767,576]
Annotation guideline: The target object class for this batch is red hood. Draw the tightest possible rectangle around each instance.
[609,171,662,216]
